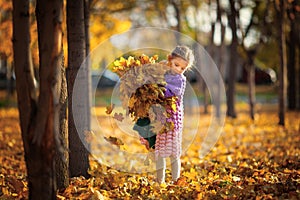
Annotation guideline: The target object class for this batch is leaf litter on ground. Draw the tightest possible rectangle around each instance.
[0,105,299,199]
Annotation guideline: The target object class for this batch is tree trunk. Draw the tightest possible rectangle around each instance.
[227,0,238,118]
[191,0,208,114]
[13,0,64,199]
[242,48,257,121]
[13,0,38,197]
[248,63,255,120]
[287,1,298,110]
[171,0,181,42]
[3,57,14,98]
[216,0,225,118]
[207,22,215,114]
[276,0,287,126]
[67,0,90,178]
[55,52,69,190]
[34,0,64,198]
[287,27,296,110]
[84,0,92,131]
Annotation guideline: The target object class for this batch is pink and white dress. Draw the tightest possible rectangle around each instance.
[155,72,186,159]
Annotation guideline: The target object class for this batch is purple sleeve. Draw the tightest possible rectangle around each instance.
[165,74,186,97]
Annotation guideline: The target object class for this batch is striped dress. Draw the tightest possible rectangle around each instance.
[155,72,186,159]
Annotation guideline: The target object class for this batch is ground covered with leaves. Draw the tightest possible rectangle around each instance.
[0,105,299,199]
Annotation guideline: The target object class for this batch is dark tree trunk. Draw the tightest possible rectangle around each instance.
[287,27,296,110]
[171,0,181,42]
[2,57,14,98]
[67,0,90,178]
[13,0,39,198]
[287,1,299,110]
[215,0,225,118]
[276,0,287,126]
[247,55,256,120]
[227,0,238,118]
[191,0,208,114]
[13,0,64,199]
[204,21,215,114]
[34,0,64,198]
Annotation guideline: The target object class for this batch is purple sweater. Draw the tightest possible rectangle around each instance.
[155,72,186,159]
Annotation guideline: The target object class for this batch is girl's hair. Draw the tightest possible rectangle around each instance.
[170,45,194,69]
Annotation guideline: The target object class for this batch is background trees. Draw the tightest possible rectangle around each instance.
[274,0,288,126]
[286,0,300,111]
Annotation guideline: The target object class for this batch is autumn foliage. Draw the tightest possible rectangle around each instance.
[108,54,178,134]
[0,105,299,199]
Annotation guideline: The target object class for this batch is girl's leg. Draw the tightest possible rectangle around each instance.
[156,156,166,183]
[170,156,181,181]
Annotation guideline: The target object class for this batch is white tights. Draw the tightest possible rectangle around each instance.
[156,156,181,183]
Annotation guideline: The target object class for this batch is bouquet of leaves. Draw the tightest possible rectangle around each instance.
[108,54,178,134]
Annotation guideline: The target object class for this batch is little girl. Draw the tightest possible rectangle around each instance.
[134,45,194,183]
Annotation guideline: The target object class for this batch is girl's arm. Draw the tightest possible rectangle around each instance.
[165,74,186,97]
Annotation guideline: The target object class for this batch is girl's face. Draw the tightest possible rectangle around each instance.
[169,56,189,74]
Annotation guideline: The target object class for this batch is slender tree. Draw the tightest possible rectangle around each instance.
[287,0,300,110]
[238,0,270,120]
[192,0,209,114]
[171,0,182,43]
[274,0,287,126]
[171,0,181,32]
[84,0,92,131]
[67,0,90,178]
[245,50,256,120]
[206,0,215,115]
[13,0,64,198]
[215,0,225,118]
[226,0,238,118]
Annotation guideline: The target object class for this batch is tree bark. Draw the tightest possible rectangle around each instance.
[216,0,225,118]
[84,0,92,131]
[287,1,298,110]
[55,52,69,190]
[246,53,256,121]
[13,0,64,199]
[13,0,38,197]
[276,0,287,126]
[191,0,208,114]
[171,0,181,42]
[3,57,14,98]
[227,0,238,118]
[287,26,296,110]
[67,0,90,178]
[248,65,255,120]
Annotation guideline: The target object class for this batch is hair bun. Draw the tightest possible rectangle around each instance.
[171,45,194,66]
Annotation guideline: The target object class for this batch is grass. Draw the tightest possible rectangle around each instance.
[0,82,278,108]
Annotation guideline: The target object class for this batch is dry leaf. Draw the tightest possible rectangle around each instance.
[104,136,124,147]
[113,113,124,122]
[105,104,115,115]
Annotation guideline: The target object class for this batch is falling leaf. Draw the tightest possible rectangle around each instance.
[113,113,124,122]
[105,104,115,115]
[104,136,124,147]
